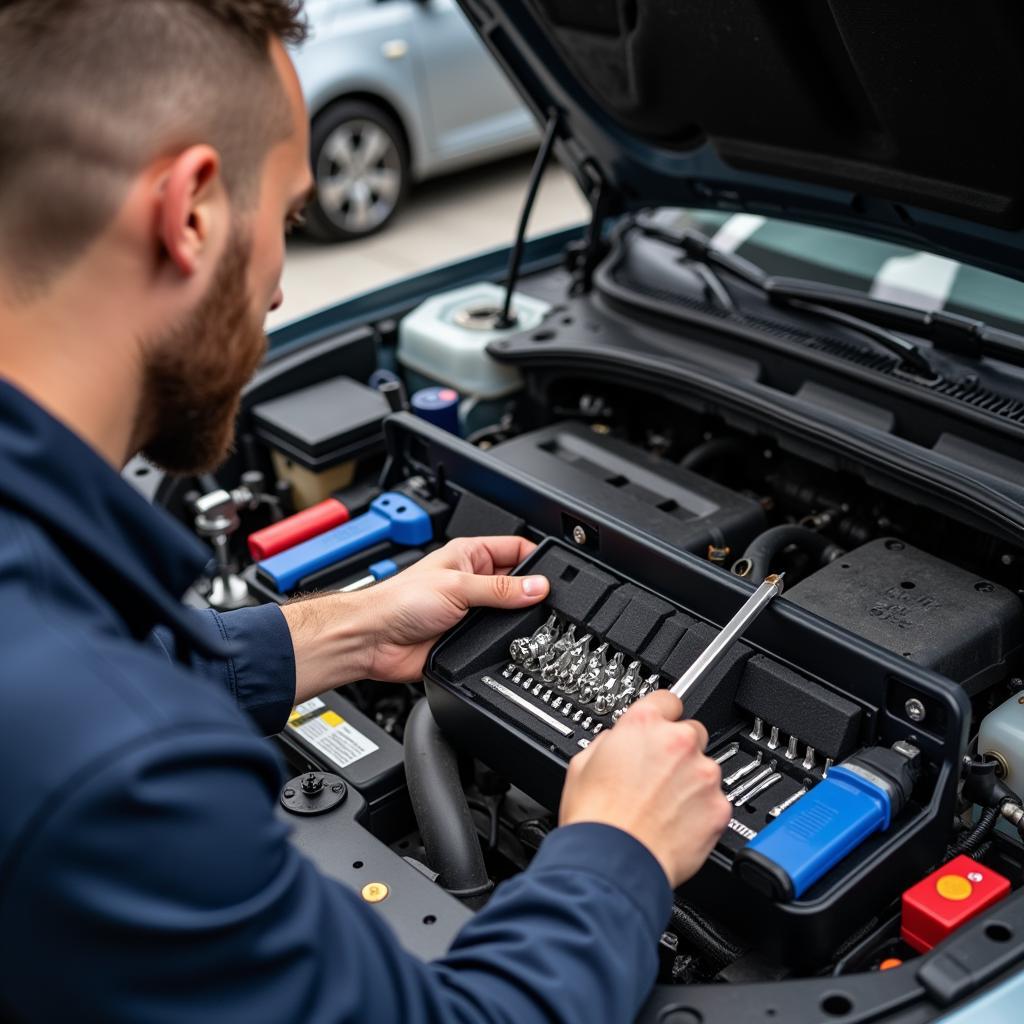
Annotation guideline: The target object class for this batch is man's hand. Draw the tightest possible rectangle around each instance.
[559,690,732,888]
[281,537,549,701]
[363,536,549,682]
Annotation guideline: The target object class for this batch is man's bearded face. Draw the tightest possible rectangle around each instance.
[139,233,267,475]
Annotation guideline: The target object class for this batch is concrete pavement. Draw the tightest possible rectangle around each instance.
[269,153,589,330]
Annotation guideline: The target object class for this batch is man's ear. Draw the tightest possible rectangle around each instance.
[158,145,225,277]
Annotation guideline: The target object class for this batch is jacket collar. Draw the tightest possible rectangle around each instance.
[0,379,232,657]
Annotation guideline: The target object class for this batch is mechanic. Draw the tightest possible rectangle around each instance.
[0,2,731,1022]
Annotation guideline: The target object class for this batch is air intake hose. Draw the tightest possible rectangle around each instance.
[404,699,492,908]
[733,524,843,579]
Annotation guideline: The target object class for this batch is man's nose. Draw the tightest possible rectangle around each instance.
[270,287,284,313]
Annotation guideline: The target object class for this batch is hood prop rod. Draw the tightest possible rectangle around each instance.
[498,108,560,329]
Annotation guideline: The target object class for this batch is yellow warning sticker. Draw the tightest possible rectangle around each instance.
[288,696,326,726]
[290,707,379,768]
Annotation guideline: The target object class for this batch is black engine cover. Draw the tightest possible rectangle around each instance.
[789,538,1023,694]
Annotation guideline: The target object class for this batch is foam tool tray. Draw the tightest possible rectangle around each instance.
[424,539,969,966]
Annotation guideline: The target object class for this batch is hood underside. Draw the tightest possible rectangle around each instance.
[461,0,1024,283]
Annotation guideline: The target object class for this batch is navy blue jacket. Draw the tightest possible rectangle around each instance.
[0,381,671,1023]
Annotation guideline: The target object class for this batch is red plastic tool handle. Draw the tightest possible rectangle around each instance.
[247,499,351,560]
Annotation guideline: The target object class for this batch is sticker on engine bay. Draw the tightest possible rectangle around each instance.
[288,697,326,724]
[289,709,379,768]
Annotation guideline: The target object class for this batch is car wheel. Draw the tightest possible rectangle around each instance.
[305,100,409,242]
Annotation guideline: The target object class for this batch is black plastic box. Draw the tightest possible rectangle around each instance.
[789,537,1023,694]
[252,375,390,471]
[424,539,967,967]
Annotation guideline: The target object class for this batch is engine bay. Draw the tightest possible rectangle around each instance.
[152,249,1024,1019]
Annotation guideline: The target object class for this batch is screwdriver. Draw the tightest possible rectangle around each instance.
[669,573,785,703]
[337,549,425,592]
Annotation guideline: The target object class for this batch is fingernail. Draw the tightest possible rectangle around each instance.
[521,575,548,598]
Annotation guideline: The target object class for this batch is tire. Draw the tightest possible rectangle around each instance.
[304,99,410,243]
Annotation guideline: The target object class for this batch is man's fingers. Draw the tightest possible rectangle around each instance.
[433,536,538,575]
[683,717,710,753]
[628,689,683,722]
[454,570,549,609]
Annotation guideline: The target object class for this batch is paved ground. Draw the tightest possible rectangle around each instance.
[268,153,590,330]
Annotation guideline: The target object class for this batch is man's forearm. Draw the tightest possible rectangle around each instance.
[280,591,378,703]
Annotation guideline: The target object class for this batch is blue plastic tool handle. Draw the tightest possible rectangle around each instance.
[742,766,892,898]
[369,558,399,582]
[259,493,432,592]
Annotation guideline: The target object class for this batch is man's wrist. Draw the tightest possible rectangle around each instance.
[280,591,378,702]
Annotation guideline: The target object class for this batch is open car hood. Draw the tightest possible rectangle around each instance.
[460,0,1024,284]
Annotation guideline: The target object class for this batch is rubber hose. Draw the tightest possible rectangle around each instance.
[733,524,840,579]
[680,437,746,473]
[670,904,744,972]
[946,807,1000,860]
[404,699,492,909]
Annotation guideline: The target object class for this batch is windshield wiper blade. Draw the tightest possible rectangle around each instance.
[644,223,938,379]
[761,274,1024,369]
[637,217,1024,372]
[772,294,938,378]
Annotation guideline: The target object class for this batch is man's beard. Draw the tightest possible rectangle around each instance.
[138,233,267,475]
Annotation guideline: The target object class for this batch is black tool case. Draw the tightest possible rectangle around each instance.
[424,537,967,966]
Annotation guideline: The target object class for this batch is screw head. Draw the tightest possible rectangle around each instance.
[572,525,587,545]
[905,698,926,722]
[361,882,390,904]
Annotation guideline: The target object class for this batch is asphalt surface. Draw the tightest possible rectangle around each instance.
[268,153,589,331]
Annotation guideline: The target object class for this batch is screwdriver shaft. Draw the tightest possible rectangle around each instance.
[670,574,784,701]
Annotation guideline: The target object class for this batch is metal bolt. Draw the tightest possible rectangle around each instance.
[572,525,588,546]
[283,788,295,799]
[301,773,323,795]
[905,698,926,723]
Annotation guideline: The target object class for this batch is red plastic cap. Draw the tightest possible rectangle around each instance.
[901,855,1011,953]
[248,498,350,561]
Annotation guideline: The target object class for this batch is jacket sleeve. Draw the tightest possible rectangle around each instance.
[150,604,296,734]
[0,723,671,1024]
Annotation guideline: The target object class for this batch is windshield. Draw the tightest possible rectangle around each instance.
[661,208,1024,337]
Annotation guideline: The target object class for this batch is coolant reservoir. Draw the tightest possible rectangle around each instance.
[398,283,551,432]
[979,692,1024,793]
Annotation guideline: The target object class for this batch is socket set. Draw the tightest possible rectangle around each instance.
[490,612,664,747]
[708,716,833,853]
[424,538,967,965]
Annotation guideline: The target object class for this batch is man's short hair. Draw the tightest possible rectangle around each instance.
[0,0,308,301]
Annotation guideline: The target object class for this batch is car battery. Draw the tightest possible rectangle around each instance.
[423,538,968,967]
[279,691,411,841]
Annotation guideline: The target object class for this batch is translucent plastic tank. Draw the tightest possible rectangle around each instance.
[398,282,551,434]
[979,692,1024,795]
